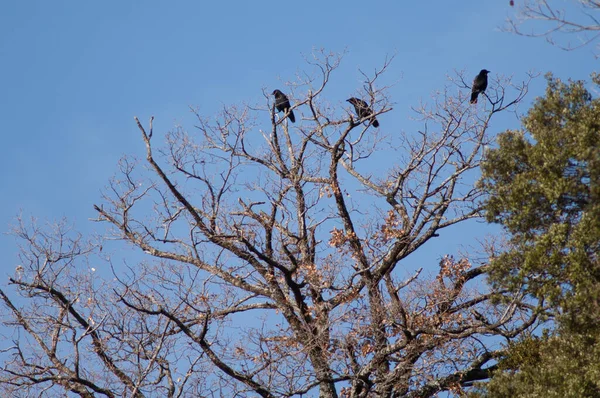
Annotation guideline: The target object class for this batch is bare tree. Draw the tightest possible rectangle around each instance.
[1,51,539,397]
[507,0,600,54]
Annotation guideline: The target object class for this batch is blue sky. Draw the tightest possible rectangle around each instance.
[0,1,596,274]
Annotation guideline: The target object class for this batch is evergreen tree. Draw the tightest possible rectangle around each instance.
[475,73,600,397]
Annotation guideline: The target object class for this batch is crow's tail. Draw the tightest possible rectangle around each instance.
[470,91,479,104]
[288,110,295,123]
[371,118,379,128]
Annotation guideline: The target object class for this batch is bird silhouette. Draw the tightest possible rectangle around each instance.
[272,89,295,123]
[470,69,490,104]
[346,97,379,128]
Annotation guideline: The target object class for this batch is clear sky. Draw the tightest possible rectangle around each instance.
[0,1,596,274]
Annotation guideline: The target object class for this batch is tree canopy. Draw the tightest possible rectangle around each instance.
[0,53,537,398]
[475,73,600,397]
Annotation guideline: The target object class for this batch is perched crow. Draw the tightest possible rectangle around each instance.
[470,69,490,104]
[346,97,379,128]
[272,89,295,123]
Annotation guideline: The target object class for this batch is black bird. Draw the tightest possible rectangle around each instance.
[272,89,295,123]
[346,97,379,128]
[470,69,490,104]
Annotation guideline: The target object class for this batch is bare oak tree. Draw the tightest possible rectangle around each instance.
[507,0,600,54]
[1,52,538,397]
